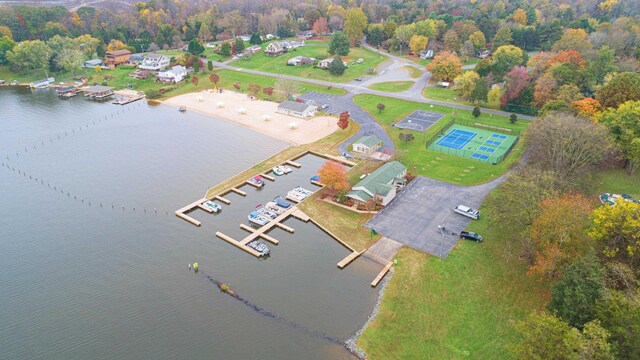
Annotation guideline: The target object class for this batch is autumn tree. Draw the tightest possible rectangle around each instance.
[55,48,84,74]
[525,113,617,184]
[344,7,367,45]
[312,18,330,36]
[426,51,462,82]
[487,85,502,109]
[596,291,640,359]
[596,72,640,109]
[589,199,640,268]
[399,133,415,143]
[274,77,300,99]
[337,111,349,129]
[533,73,557,107]
[548,251,604,329]
[209,73,220,87]
[409,35,428,55]
[328,31,350,56]
[74,34,99,59]
[597,101,640,175]
[247,83,261,98]
[0,25,12,39]
[571,98,602,119]
[468,31,486,50]
[453,71,480,101]
[377,103,385,113]
[552,28,593,57]
[500,66,530,106]
[263,87,274,96]
[318,161,350,195]
[492,26,513,50]
[529,194,594,280]
[491,45,524,79]
[6,40,51,73]
[513,8,528,25]
[304,9,322,29]
[192,76,199,86]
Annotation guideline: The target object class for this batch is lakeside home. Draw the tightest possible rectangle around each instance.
[139,54,171,71]
[317,58,349,69]
[287,56,315,66]
[156,65,187,84]
[104,49,131,68]
[347,161,407,206]
[352,135,383,155]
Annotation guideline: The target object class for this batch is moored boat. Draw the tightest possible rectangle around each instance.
[292,186,313,196]
[256,206,278,219]
[274,196,292,209]
[265,201,285,214]
[247,240,270,256]
[248,175,265,188]
[272,167,284,176]
[248,211,270,226]
[203,200,222,213]
[280,165,293,174]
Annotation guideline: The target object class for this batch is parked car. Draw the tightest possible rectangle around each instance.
[460,231,483,242]
[355,77,363,81]
[321,104,329,109]
[453,205,480,220]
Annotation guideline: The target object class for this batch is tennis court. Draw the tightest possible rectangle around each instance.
[393,110,444,132]
[427,125,519,164]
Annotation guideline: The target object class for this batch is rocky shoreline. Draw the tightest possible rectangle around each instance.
[345,268,395,359]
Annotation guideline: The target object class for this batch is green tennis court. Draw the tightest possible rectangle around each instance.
[427,124,519,164]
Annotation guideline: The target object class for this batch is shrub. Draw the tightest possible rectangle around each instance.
[146,89,160,99]
[219,284,229,293]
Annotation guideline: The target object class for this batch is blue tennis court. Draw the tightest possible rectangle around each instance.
[435,129,477,150]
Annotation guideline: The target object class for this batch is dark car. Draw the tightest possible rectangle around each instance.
[460,231,483,242]
[355,77,363,81]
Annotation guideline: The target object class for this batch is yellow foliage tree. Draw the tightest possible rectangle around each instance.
[513,8,528,25]
[468,31,486,49]
[425,51,462,81]
[408,35,428,55]
[107,39,128,52]
[0,25,12,40]
[589,200,640,268]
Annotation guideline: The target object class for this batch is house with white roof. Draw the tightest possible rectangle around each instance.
[139,54,171,71]
[317,58,349,69]
[276,100,317,118]
[156,65,187,83]
[287,56,315,66]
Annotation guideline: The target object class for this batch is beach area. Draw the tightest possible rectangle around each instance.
[163,91,338,145]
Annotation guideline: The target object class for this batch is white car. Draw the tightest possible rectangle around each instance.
[453,205,480,220]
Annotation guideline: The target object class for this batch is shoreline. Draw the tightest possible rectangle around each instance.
[161,91,338,146]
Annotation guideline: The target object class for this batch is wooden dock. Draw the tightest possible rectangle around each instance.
[197,203,214,213]
[310,180,324,187]
[260,173,275,181]
[337,249,366,269]
[275,222,295,233]
[215,195,231,204]
[371,261,393,287]
[286,160,301,168]
[216,232,261,257]
[230,188,246,196]
[240,224,279,244]
[363,237,403,266]
[175,198,207,226]
[286,195,300,203]
[291,209,310,222]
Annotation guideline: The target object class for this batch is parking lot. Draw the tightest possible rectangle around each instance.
[364,176,502,258]
[298,92,340,114]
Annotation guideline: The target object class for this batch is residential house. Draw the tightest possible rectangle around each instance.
[246,45,261,54]
[265,41,286,56]
[284,40,305,49]
[477,50,491,59]
[104,49,131,68]
[83,59,103,68]
[287,56,315,66]
[276,100,317,118]
[346,161,407,206]
[264,33,276,40]
[419,50,434,59]
[317,58,349,69]
[205,42,217,48]
[352,135,383,155]
[139,54,171,71]
[296,30,314,40]
[156,65,188,83]
[239,34,251,42]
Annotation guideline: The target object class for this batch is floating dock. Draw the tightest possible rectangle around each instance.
[230,188,246,196]
[337,249,366,269]
[371,261,393,287]
[260,173,275,181]
[175,198,207,226]
[246,180,262,188]
[215,195,231,204]
[286,160,301,168]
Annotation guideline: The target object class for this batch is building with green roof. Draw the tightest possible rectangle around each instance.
[352,135,383,155]
[346,161,407,206]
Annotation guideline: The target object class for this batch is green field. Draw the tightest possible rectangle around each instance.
[428,124,519,164]
[358,196,548,359]
[402,65,422,79]
[352,94,529,185]
[368,81,414,92]
[228,45,386,83]
[422,86,476,107]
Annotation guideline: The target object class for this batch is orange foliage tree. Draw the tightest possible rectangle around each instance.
[337,111,349,129]
[571,98,603,119]
[312,17,330,36]
[318,161,350,195]
[426,51,462,81]
[528,193,594,280]
[548,50,587,70]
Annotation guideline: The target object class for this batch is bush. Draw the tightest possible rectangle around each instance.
[219,284,229,293]
[146,89,160,99]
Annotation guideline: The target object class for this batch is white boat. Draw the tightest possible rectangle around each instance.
[256,206,278,219]
[272,167,284,176]
[248,211,270,226]
[280,165,293,174]
[292,186,313,196]
[247,240,270,256]
[203,200,222,213]
[287,191,306,201]
[248,175,265,188]
[265,201,285,214]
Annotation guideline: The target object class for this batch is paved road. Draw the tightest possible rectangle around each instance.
[364,175,503,258]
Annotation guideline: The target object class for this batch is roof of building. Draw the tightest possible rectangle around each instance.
[346,189,371,202]
[84,59,103,65]
[144,53,168,60]
[354,135,382,148]
[347,161,406,200]
[277,100,315,113]
[266,41,284,52]
[129,54,144,61]
[84,85,114,93]
[106,49,131,56]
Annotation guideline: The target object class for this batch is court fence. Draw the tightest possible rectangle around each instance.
[424,120,521,164]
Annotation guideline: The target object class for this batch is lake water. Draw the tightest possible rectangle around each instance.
[0,87,381,359]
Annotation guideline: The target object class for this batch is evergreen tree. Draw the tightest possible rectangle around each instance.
[234,37,245,53]
[249,32,262,45]
[328,31,350,56]
[328,56,347,76]
[472,106,481,118]
[187,39,204,55]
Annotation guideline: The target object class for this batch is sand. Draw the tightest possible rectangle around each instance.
[162,91,338,145]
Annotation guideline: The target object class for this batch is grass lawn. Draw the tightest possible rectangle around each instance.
[368,81,414,92]
[402,65,422,79]
[228,45,386,83]
[589,168,640,198]
[0,65,84,84]
[423,86,477,107]
[358,196,548,359]
[352,94,529,185]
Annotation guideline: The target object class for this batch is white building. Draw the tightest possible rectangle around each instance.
[156,65,188,83]
[276,100,317,118]
[139,54,171,71]
[317,58,349,69]
[287,56,315,66]
[352,135,383,155]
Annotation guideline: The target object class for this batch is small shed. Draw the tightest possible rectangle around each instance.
[83,59,103,68]
[352,135,383,155]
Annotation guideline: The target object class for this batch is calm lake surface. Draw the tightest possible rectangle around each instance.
[0,87,381,360]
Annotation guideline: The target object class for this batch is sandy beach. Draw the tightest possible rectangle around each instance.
[163,91,338,145]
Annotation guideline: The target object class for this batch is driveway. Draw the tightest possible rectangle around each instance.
[364,176,503,258]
